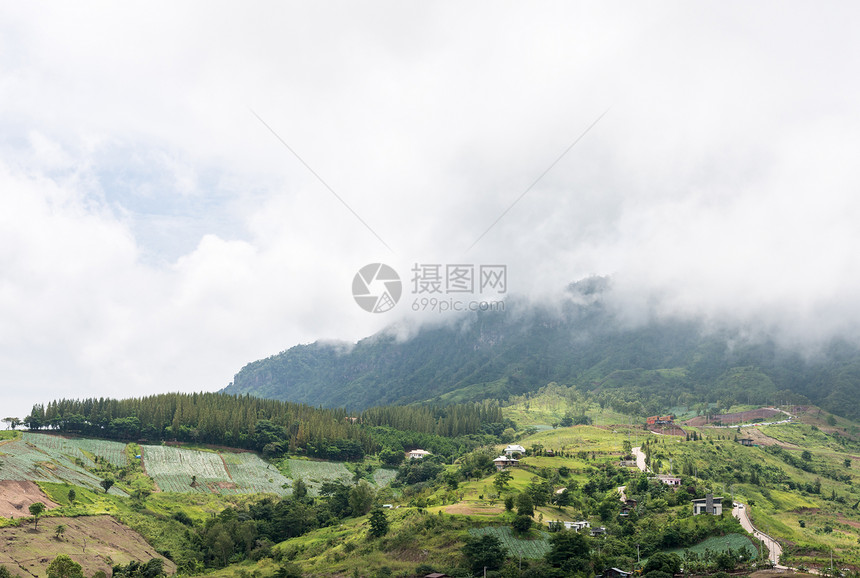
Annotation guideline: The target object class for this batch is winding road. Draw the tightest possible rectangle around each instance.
[630,446,787,569]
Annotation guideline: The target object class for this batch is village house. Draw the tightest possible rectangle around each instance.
[646,415,674,425]
[504,444,526,457]
[655,475,682,487]
[547,520,590,532]
[603,568,632,578]
[493,455,519,470]
[406,449,431,459]
[692,494,723,515]
[739,438,754,446]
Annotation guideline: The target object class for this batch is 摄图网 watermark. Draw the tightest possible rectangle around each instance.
[352,263,507,314]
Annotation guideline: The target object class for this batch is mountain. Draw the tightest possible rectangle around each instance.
[222,279,860,419]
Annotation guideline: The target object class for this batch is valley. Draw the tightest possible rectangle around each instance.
[1,386,858,577]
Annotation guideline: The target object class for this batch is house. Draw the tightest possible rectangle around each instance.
[424,574,450,578]
[545,449,556,457]
[739,438,754,446]
[406,449,431,459]
[504,444,526,457]
[603,568,632,578]
[590,526,607,537]
[546,520,590,532]
[692,494,723,515]
[656,475,682,487]
[345,416,359,423]
[619,459,637,467]
[555,487,567,495]
[493,455,519,470]
[646,415,674,425]
[620,498,637,517]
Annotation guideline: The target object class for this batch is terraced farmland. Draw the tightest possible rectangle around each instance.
[287,459,351,495]
[0,436,125,495]
[221,452,291,495]
[24,433,128,467]
[468,526,551,559]
[372,467,397,487]
[142,445,232,493]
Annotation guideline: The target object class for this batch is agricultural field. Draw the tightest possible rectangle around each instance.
[285,459,352,496]
[142,445,235,493]
[0,515,175,577]
[372,467,397,487]
[468,526,551,559]
[221,451,291,495]
[666,533,759,557]
[24,432,128,467]
[0,436,125,495]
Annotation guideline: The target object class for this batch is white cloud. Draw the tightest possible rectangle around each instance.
[1,1,860,418]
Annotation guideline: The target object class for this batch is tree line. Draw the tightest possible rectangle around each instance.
[21,393,506,460]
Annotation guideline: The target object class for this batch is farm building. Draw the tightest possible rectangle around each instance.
[738,438,754,446]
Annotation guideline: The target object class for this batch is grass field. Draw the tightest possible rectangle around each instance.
[468,526,551,559]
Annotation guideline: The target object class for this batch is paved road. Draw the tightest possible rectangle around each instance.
[732,502,784,567]
[632,444,795,571]
[631,446,649,472]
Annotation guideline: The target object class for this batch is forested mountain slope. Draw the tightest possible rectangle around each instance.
[222,281,860,419]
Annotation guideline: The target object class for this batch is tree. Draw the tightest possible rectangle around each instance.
[368,508,389,538]
[555,488,571,507]
[46,555,84,578]
[546,530,592,573]
[293,478,308,500]
[29,501,45,529]
[462,534,507,575]
[494,470,512,494]
[512,514,532,534]
[67,488,76,503]
[100,478,115,494]
[516,492,534,517]
[0,566,19,578]
[55,524,67,540]
[802,450,812,461]
[2,417,20,430]
[349,480,376,517]
[379,447,405,467]
[643,552,681,575]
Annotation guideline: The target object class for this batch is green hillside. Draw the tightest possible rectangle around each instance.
[222,281,860,420]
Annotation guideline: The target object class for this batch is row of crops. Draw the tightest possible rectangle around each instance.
[1,433,397,498]
[468,526,552,559]
[0,434,126,495]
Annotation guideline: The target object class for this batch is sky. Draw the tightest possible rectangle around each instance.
[2,2,860,420]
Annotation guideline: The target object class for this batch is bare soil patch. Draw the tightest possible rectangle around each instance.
[0,515,176,577]
[443,502,504,516]
[742,427,800,449]
[0,481,60,518]
[646,424,687,436]
[684,408,782,427]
